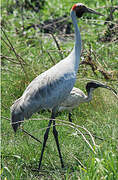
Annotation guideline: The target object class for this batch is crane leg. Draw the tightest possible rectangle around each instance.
[69,112,72,122]
[38,118,52,170]
[53,120,64,168]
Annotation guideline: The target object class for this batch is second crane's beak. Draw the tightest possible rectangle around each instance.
[99,84,117,95]
[86,7,104,16]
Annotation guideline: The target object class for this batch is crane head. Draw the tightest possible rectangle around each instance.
[86,81,117,95]
[72,3,104,18]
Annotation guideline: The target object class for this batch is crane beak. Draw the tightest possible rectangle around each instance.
[86,7,104,16]
[99,84,117,95]
[104,85,117,95]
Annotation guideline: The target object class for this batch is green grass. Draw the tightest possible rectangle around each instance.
[1,0,118,179]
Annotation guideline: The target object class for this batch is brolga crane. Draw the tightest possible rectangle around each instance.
[58,81,117,122]
[11,3,103,170]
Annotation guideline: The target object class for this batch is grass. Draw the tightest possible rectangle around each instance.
[1,0,118,179]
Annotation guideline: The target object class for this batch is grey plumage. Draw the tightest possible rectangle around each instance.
[38,81,117,122]
[11,58,76,131]
[10,3,103,170]
[59,81,117,112]
[11,3,103,132]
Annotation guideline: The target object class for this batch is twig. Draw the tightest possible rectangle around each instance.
[1,27,28,78]
[1,104,9,111]
[1,28,26,64]
[73,155,87,170]
[47,51,56,65]
[1,37,27,75]
[10,117,96,153]
[50,33,63,59]
[1,55,26,65]
[21,128,42,144]
[1,116,10,121]
[76,133,104,141]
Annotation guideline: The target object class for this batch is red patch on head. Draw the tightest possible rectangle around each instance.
[72,4,77,11]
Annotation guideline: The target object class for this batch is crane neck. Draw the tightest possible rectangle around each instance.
[85,88,94,102]
[70,10,82,73]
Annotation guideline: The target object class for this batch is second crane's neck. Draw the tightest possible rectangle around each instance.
[85,88,94,102]
[71,10,82,73]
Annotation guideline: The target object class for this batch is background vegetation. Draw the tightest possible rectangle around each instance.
[1,0,118,179]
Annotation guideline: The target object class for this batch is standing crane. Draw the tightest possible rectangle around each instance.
[58,81,117,122]
[11,3,103,170]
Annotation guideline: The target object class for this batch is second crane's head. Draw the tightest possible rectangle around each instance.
[86,81,117,96]
[71,3,103,18]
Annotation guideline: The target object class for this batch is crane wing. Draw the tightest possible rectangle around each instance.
[59,87,87,111]
[20,61,76,118]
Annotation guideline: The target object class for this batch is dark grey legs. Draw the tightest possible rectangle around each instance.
[38,119,52,170]
[69,112,72,122]
[38,109,64,170]
[53,120,64,168]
